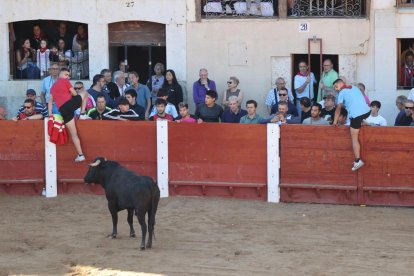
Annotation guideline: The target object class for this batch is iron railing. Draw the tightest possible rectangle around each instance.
[202,0,277,18]
[14,50,89,80]
[289,0,364,17]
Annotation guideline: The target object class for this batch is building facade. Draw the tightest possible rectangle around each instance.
[0,0,413,123]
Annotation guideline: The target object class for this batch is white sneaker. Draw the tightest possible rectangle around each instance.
[79,114,91,120]
[75,155,86,162]
[352,160,364,171]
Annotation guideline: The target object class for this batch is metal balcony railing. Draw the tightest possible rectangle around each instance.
[289,0,365,17]
[202,0,277,18]
[14,50,89,80]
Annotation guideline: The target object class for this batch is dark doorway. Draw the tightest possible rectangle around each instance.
[109,45,166,84]
[108,21,166,84]
[292,54,339,102]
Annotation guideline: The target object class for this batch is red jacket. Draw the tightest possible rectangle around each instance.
[47,116,68,145]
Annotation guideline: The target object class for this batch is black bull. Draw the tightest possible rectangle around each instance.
[84,157,160,250]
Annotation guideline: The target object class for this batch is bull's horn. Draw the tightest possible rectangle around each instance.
[89,159,101,167]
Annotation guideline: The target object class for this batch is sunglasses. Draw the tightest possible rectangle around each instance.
[24,105,33,109]
[227,81,232,84]
[278,93,287,96]
[74,87,83,90]
[405,106,414,110]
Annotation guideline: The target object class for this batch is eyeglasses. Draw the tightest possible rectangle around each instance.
[24,105,33,109]
[278,93,287,96]
[299,66,307,68]
[323,64,332,67]
[405,106,414,110]
[74,87,83,90]
[227,81,232,84]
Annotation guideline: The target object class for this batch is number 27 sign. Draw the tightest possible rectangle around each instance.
[299,23,309,32]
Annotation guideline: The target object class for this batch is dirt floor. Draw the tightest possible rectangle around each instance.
[1,194,414,276]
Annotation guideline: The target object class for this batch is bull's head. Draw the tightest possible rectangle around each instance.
[83,157,107,184]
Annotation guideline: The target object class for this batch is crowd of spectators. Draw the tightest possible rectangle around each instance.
[2,59,414,128]
[14,22,89,80]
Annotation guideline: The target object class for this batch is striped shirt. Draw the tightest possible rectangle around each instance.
[17,101,48,118]
[103,109,141,121]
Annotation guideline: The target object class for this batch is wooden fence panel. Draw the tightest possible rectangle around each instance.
[169,123,267,200]
[56,121,157,194]
[0,121,45,195]
[280,125,358,204]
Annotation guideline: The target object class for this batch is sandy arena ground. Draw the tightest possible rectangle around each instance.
[1,194,414,276]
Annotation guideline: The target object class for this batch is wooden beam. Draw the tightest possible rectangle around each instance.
[279,0,288,18]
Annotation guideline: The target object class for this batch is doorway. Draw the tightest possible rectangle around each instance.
[108,21,166,84]
[291,54,339,102]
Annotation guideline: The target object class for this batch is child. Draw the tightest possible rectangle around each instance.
[49,44,59,63]
[149,98,174,121]
[148,88,178,118]
[176,102,197,123]
[36,39,50,76]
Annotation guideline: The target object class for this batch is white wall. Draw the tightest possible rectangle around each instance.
[0,0,187,114]
[186,18,370,116]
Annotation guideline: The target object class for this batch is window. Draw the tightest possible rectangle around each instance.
[397,0,414,7]
[10,20,89,80]
[201,0,278,18]
[288,0,366,17]
[398,39,414,89]
[291,54,339,102]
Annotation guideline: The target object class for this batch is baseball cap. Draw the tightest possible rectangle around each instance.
[26,89,36,95]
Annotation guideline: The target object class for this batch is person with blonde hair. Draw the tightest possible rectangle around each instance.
[222,76,243,108]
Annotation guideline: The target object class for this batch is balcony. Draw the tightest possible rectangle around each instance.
[199,0,367,19]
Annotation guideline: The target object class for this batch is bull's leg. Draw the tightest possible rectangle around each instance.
[108,202,118,238]
[127,208,136,237]
[136,209,147,250]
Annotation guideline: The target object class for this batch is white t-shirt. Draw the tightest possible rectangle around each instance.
[408,88,414,100]
[365,115,387,126]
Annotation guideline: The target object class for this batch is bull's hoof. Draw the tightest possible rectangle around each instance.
[107,234,116,239]
[130,233,136,238]
[146,242,152,249]
[140,246,145,250]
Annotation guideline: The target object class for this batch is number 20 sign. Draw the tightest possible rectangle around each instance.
[299,23,309,32]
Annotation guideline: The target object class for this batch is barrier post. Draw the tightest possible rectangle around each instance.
[44,118,57,197]
[267,124,280,203]
[157,120,169,198]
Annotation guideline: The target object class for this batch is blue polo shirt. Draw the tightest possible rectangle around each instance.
[337,85,370,118]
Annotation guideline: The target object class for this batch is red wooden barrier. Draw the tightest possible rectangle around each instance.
[0,121,45,195]
[280,125,414,206]
[56,121,157,194]
[2,120,414,207]
[362,127,414,206]
[280,125,358,204]
[168,123,267,200]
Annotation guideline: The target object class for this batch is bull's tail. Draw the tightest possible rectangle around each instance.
[147,180,160,245]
